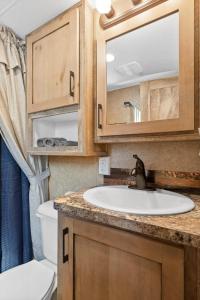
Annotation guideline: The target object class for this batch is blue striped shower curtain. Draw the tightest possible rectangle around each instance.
[0,136,33,272]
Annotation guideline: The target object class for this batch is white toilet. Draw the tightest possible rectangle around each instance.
[0,200,58,300]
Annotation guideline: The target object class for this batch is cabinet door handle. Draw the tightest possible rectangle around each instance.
[98,104,103,129]
[62,227,69,263]
[69,70,75,97]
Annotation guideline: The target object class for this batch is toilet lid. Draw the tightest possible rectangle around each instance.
[0,260,55,300]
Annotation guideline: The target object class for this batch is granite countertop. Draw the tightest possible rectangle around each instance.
[54,189,200,248]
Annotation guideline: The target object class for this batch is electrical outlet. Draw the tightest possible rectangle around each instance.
[99,157,111,176]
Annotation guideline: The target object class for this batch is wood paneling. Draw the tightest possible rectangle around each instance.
[141,77,179,121]
[184,247,199,300]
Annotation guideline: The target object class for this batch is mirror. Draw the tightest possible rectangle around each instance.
[106,13,179,125]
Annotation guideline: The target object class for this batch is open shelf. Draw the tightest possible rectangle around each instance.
[27,107,81,155]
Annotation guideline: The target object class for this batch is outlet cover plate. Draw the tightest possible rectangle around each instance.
[99,157,111,176]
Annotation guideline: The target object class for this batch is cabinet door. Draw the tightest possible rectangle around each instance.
[96,0,195,137]
[57,214,73,300]
[58,216,184,300]
[75,236,161,300]
[27,8,79,113]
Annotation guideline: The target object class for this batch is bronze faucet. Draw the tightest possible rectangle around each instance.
[129,154,147,190]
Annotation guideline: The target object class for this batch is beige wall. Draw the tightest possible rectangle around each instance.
[49,157,103,199]
[49,141,200,198]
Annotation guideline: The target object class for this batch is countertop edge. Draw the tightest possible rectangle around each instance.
[54,201,200,248]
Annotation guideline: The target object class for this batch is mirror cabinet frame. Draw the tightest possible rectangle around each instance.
[95,0,197,139]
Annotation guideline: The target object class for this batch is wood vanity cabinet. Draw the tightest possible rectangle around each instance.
[27,7,79,113]
[58,213,185,300]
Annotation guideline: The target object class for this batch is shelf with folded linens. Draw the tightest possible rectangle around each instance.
[32,111,78,148]
[27,107,81,155]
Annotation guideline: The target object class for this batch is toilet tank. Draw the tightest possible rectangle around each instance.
[37,200,58,265]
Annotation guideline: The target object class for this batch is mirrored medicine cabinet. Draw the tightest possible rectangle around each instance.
[96,0,196,139]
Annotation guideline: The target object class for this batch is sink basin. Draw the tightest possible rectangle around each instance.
[83,185,195,216]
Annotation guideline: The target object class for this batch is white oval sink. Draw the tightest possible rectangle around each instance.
[83,185,195,216]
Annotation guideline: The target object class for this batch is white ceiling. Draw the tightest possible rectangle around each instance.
[0,0,91,38]
[107,13,179,91]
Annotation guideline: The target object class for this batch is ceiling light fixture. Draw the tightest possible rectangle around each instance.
[95,0,112,14]
[106,53,115,63]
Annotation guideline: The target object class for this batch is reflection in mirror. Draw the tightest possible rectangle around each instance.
[106,13,179,125]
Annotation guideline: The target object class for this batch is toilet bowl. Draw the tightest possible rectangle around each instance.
[0,200,58,300]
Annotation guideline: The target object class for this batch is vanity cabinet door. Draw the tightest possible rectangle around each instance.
[58,215,184,300]
[74,235,161,300]
[27,8,79,113]
[57,214,73,300]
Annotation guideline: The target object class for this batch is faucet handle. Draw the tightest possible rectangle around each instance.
[130,168,136,176]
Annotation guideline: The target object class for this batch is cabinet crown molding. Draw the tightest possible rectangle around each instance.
[100,0,169,29]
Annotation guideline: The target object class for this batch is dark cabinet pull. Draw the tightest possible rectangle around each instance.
[69,71,75,97]
[98,104,103,129]
[62,227,69,263]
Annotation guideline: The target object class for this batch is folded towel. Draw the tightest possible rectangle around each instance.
[37,138,78,147]
[45,138,55,147]
[37,138,46,147]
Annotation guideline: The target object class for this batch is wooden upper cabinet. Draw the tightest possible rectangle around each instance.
[27,8,79,113]
[95,0,198,139]
[26,1,106,156]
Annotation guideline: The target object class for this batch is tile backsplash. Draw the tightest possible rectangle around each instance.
[104,168,200,190]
